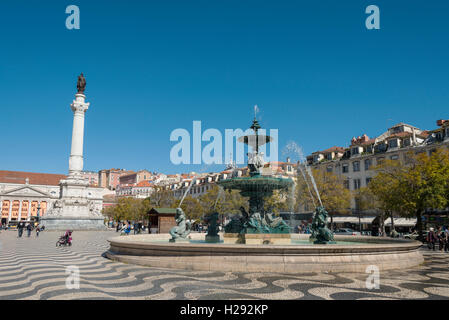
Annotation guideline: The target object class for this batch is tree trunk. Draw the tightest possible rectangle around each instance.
[390,213,395,236]
[380,211,386,237]
[330,214,334,231]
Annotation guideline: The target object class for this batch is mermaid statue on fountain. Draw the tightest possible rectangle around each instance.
[310,206,335,244]
[169,208,191,242]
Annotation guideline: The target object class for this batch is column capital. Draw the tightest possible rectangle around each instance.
[71,94,90,113]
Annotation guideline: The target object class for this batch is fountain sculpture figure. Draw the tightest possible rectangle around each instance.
[204,212,220,243]
[169,208,191,242]
[310,206,336,244]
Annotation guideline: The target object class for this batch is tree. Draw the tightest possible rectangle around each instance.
[353,186,386,235]
[221,189,248,216]
[296,168,351,228]
[179,195,203,220]
[148,186,176,208]
[369,148,449,240]
[367,159,407,236]
[264,189,290,214]
[197,185,224,215]
[103,197,148,222]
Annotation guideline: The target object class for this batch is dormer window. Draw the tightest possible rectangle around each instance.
[391,126,404,134]
[351,147,360,155]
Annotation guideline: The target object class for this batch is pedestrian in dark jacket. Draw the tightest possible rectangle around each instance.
[17,222,24,238]
[427,228,438,251]
[26,223,32,237]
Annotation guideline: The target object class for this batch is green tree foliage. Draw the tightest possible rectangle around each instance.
[295,168,351,224]
[178,195,203,220]
[102,197,147,222]
[148,186,176,208]
[197,185,248,217]
[369,148,449,239]
[264,189,290,214]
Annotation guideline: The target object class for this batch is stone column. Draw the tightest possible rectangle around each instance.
[27,200,31,220]
[8,200,12,223]
[18,200,23,221]
[68,94,90,176]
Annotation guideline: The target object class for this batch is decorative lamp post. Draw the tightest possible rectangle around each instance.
[36,204,41,223]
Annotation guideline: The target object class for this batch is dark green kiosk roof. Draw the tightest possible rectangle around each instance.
[148,208,177,215]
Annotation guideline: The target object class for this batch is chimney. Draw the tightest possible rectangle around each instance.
[286,157,291,163]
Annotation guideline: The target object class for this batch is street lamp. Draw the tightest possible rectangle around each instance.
[36,204,41,223]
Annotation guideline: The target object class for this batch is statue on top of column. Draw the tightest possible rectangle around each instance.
[77,73,86,94]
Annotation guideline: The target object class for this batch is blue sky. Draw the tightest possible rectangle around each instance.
[1,0,448,175]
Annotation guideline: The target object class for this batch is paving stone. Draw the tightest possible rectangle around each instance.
[0,230,447,300]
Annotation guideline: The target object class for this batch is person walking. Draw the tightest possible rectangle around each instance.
[17,222,24,238]
[137,221,142,234]
[443,229,449,252]
[36,225,40,237]
[26,223,32,237]
[427,228,438,251]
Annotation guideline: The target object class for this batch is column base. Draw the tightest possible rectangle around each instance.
[40,217,106,231]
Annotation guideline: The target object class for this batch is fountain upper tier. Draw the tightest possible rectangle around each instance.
[237,118,272,153]
[217,117,293,214]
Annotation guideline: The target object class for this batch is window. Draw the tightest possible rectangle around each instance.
[326,166,333,173]
[388,139,398,148]
[326,153,333,160]
[366,145,373,154]
[342,164,349,173]
[353,179,361,190]
[364,158,372,171]
[403,138,411,147]
[375,143,387,153]
[343,180,350,189]
[366,177,372,185]
[390,155,399,160]
[352,147,359,155]
[353,161,360,172]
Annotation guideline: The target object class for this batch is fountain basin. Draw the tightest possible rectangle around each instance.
[224,233,292,245]
[106,233,423,274]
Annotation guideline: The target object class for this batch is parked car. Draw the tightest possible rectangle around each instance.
[334,228,361,236]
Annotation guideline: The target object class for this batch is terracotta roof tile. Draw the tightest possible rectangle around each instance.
[0,171,66,186]
[136,180,153,187]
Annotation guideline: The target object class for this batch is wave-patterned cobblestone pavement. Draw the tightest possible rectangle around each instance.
[0,230,448,300]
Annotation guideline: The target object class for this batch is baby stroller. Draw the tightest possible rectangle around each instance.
[56,230,73,246]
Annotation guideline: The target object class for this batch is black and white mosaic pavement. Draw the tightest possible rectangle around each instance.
[0,230,448,300]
